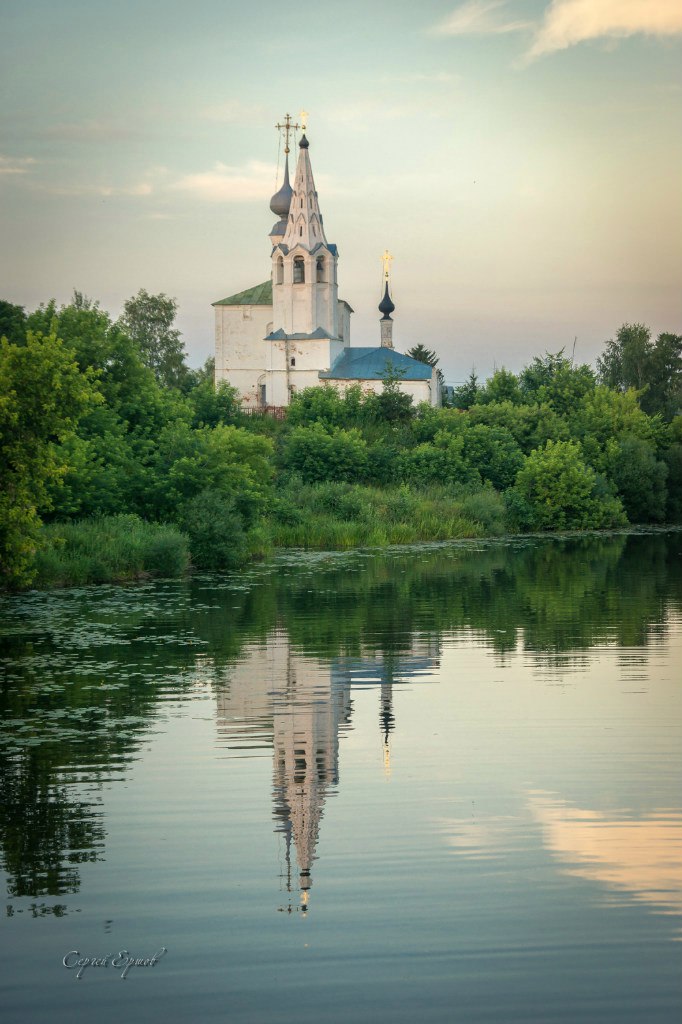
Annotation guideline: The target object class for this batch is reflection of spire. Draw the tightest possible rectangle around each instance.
[380,680,395,780]
[271,651,351,910]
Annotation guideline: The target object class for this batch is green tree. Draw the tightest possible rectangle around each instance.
[510,439,626,531]
[406,344,445,390]
[401,432,479,487]
[372,365,414,424]
[451,369,479,410]
[119,289,188,389]
[282,423,368,483]
[477,368,523,406]
[0,331,99,586]
[287,384,365,429]
[151,422,273,525]
[177,489,247,570]
[611,435,668,523]
[597,324,682,420]
[519,351,596,416]
[0,301,27,345]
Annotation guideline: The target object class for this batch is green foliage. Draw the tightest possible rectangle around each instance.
[0,301,27,345]
[152,422,274,524]
[287,384,364,429]
[375,366,415,423]
[451,369,480,410]
[569,385,660,474]
[405,343,444,388]
[519,351,596,416]
[177,490,247,570]
[477,368,523,406]
[611,435,668,523]
[282,422,368,483]
[0,330,99,587]
[456,485,508,535]
[510,440,626,531]
[119,289,188,389]
[189,377,240,428]
[32,515,189,587]
[269,481,486,549]
[598,323,682,420]
[401,431,479,487]
[468,400,569,454]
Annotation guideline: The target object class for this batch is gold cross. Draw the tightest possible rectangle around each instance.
[382,249,393,280]
[275,113,301,155]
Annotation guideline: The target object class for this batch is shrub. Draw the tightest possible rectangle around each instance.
[510,440,626,531]
[282,423,368,483]
[177,489,247,571]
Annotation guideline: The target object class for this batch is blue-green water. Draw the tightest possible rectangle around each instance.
[1,532,681,1023]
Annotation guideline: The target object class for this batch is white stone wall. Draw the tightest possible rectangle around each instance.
[337,301,351,343]
[323,377,437,407]
[214,304,273,406]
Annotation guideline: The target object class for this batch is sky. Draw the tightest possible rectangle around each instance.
[1,0,681,381]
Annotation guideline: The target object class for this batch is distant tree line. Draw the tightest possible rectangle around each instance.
[1,292,680,588]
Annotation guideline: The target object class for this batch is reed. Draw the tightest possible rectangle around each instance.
[33,515,190,587]
[267,482,494,550]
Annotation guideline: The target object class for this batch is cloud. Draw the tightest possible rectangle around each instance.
[0,155,37,175]
[172,160,277,202]
[40,181,153,198]
[431,1,531,36]
[525,0,682,60]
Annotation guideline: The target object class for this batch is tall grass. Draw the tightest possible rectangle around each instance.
[268,481,504,549]
[33,515,190,587]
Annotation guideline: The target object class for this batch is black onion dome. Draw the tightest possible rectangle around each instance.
[270,156,293,218]
[299,133,309,149]
[378,281,395,320]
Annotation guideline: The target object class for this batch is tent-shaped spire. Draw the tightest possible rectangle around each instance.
[282,135,328,251]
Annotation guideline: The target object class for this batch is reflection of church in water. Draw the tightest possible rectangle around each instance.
[215,633,440,912]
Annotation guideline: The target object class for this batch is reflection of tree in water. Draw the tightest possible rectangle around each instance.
[0,531,680,913]
[0,752,105,906]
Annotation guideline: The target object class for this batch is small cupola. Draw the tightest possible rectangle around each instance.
[379,281,395,321]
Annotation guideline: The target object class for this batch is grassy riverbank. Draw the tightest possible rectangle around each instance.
[29,483,507,588]
[32,515,190,586]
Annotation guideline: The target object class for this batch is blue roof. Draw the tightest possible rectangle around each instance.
[320,347,433,381]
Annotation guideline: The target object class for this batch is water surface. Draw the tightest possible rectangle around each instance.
[1,531,681,1023]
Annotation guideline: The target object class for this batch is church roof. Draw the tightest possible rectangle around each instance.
[320,347,433,381]
[212,280,272,306]
[266,327,337,341]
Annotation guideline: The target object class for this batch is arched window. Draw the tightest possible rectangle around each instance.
[299,226,303,236]
[290,357,296,367]
[276,257,284,284]
[293,257,305,284]
[316,257,325,283]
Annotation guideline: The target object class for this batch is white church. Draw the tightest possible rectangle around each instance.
[213,117,441,408]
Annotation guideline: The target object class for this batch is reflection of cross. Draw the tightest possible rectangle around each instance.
[275,112,301,155]
[382,249,393,281]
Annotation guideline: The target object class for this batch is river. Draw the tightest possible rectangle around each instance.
[1,531,681,1022]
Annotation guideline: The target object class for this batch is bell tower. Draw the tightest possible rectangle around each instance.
[270,116,340,338]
